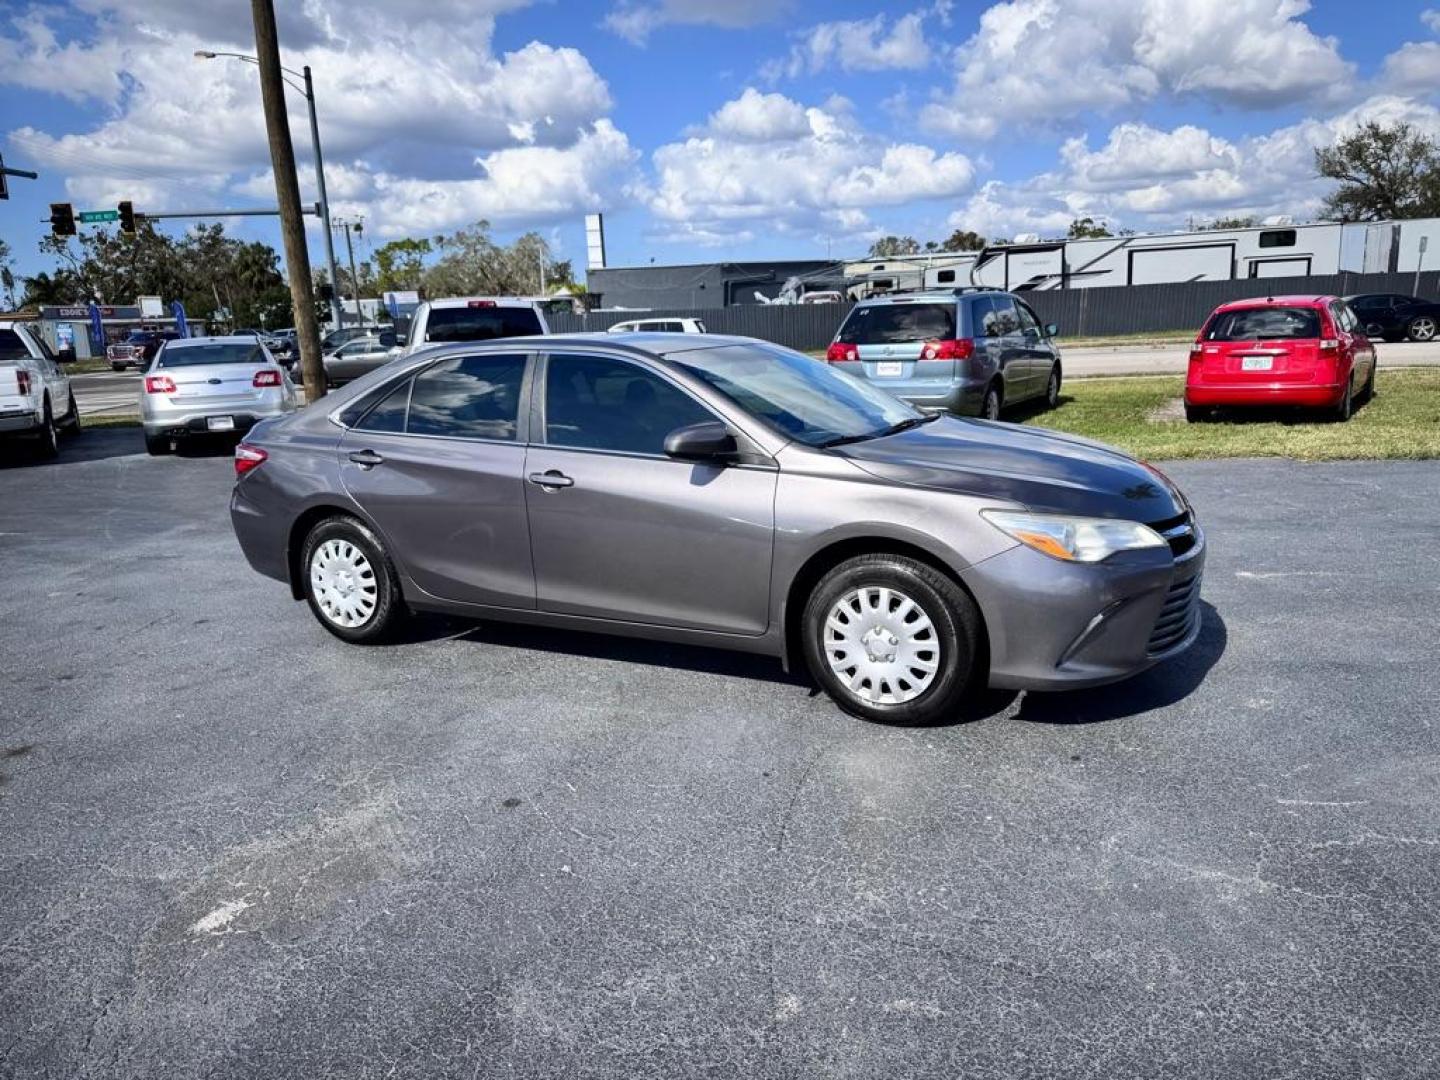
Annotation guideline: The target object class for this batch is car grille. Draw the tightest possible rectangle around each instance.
[1148,573,1201,655]
[1148,511,1198,558]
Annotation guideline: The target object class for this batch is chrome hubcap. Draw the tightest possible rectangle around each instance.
[310,539,378,628]
[825,586,940,705]
[1415,318,1436,339]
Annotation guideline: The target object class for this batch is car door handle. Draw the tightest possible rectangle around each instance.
[348,449,385,468]
[528,470,574,490]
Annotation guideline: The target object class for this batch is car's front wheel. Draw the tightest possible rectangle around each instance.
[1330,377,1354,422]
[802,554,981,725]
[1407,315,1437,342]
[301,515,407,643]
[1044,364,1061,409]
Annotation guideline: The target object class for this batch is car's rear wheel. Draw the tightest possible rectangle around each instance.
[1407,315,1437,342]
[1184,404,1211,423]
[64,391,81,435]
[1044,364,1061,409]
[1330,377,1353,422]
[802,554,980,725]
[981,382,1002,421]
[1358,361,1377,404]
[144,433,171,455]
[302,516,407,644]
[35,400,59,459]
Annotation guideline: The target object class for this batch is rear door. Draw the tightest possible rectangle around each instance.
[833,301,959,386]
[338,352,536,608]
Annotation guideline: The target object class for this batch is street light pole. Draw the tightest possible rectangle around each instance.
[302,65,342,331]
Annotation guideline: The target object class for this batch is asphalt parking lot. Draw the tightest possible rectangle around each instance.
[2,430,1438,1079]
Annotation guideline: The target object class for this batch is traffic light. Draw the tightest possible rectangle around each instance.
[49,202,76,237]
[118,200,135,233]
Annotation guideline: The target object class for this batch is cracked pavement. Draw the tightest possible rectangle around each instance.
[1,430,1438,1078]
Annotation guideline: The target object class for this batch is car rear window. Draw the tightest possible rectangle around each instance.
[1203,307,1322,341]
[157,342,266,367]
[423,306,543,344]
[837,303,956,344]
[0,329,31,363]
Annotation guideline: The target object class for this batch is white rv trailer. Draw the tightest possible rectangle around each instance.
[921,218,1440,292]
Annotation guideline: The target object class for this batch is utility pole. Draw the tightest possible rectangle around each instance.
[302,66,343,331]
[336,218,363,327]
[251,0,324,400]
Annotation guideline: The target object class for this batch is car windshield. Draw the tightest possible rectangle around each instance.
[1204,307,1321,340]
[837,303,956,344]
[667,342,919,448]
[424,306,543,343]
[157,342,266,367]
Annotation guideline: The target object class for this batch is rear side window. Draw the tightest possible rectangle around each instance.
[353,378,411,433]
[407,354,526,441]
[1203,307,1321,341]
[423,306,542,343]
[837,303,956,344]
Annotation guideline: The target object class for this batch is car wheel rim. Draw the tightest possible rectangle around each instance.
[985,393,999,420]
[310,539,379,628]
[1415,318,1436,340]
[824,586,940,705]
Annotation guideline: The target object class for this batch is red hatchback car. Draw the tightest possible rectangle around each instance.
[1185,295,1377,422]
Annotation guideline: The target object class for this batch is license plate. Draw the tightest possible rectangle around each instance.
[207,415,235,432]
[1241,356,1273,371]
[874,361,903,377]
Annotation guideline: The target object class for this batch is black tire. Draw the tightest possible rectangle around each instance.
[1407,315,1437,342]
[64,391,82,435]
[301,515,408,644]
[802,554,981,725]
[111,363,126,372]
[1330,378,1353,423]
[1184,404,1209,423]
[1044,364,1061,408]
[980,382,1002,421]
[144,433,171,455]
[1358,361,1377,404]
[34,400,59,459]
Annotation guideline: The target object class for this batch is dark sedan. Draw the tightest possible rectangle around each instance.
[230,334,1205,725]
[1344,293,1440,342]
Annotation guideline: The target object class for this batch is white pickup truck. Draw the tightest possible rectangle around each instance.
[0,321,80,458]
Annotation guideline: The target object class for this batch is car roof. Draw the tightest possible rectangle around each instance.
[854,289,1007,307]
[1214,294,1333,311]
[425,297,541,309]
[164,335,270,347]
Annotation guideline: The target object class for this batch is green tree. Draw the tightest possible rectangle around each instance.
[422,221,571,297]
[1067,216,1112,239]
[1315,120,1440,221]
[0,239,15,309]
[373,237,432,292]
[866,235,921,258]
[939,228,986,252]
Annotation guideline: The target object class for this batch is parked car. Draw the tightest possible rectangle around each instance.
[234,327,284,352]
[0,321,80,458]
[606,317,707,334]
[107,329,178,371]
[1342,293,1440,342]
[230,332,1205,726]
[140,335,299,455]
[322,327,374,352]
[400,298,549,356]
[826,289,1062,421]
[1185,295,1377,423]
[323,329,399,387]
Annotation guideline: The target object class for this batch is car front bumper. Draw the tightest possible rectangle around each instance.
[961,524,1206,691]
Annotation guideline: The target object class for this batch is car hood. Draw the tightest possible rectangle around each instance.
[838,417,1188,523]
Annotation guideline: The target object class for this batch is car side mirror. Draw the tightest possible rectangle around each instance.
[1045,323,1059,337]
[664,420,737,462]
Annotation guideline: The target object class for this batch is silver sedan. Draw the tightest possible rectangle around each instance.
[140,336,299,455]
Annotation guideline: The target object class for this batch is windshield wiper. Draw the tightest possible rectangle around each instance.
[820,412,939,448]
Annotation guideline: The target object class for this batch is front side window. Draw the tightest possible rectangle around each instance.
[544,354,713,456]
[407,354,526,441]
[1014,301,1041,335]
[667,342,917,448]
[837,303,956,344]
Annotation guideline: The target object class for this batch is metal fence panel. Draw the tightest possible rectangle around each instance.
[552,272,1440,351]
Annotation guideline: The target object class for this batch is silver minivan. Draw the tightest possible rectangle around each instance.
[826,289,1062,420]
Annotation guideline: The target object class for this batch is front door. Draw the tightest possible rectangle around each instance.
[525,351,777,635]
[1014,299,1055,398]
[337,352,536,608]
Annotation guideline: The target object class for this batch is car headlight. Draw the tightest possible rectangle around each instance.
[981,509,1166,563]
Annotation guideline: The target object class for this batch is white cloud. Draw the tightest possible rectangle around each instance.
[1,1,637,237]
[922,0,1352,139]
[1423,9,1440,34]
[650,90,973,246]
[604,0,789,45]
[765,11,932,79]
[1381,41,1440,94]
[948,96,1440,239]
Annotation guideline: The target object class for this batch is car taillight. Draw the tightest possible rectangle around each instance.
[234,443,268,477]
[144,374,176,394]
[16,370,31,395]
[1319,338,1340,352]
[253,369,282,387]
[826,342,858,362]
[920,339,975,360]
[1189,342,1204,361]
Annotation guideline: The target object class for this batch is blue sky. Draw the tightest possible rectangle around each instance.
[3,0,1440,288]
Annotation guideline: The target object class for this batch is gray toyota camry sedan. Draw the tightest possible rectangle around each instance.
[230,334,1204,725]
